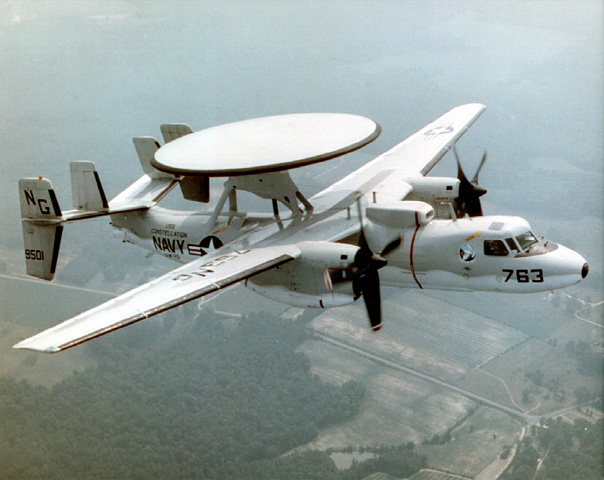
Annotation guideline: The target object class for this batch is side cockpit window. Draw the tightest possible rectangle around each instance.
[505,237,519,254]
[484,239,509,256]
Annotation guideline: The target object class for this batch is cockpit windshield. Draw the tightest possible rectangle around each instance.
[515,231,538,252]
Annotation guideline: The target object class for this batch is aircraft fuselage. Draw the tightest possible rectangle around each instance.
[112,206,587,301]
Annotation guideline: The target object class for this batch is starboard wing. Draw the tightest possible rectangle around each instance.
[314,103,486,204]
[14,245,301,353]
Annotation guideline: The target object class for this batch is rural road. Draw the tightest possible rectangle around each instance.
[317,332,535,425]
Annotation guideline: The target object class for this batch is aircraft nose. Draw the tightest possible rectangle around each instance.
[547,244,588,288]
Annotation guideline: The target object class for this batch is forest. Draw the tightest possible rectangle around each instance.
[0,309,425,479]
[501,416,603,480]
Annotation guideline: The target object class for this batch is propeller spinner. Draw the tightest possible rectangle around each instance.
[453,146,487,218]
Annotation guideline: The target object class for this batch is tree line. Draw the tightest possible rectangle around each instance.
[501,416,603,480]
[0,309,425,479]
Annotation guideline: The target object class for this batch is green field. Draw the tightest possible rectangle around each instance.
[414,406,522,478]
[421,290,573,339]
[481,335,603,415]
[408,470,471,480]
[297,339,475,448]
[311,289,528,382]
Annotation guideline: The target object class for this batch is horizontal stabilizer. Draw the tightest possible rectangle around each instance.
[160,124,193,144]
[70,161,108,211]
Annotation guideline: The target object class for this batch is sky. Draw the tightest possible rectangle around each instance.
[0,0,602,288]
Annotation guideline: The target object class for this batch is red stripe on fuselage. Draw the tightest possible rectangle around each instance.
[409,211,423,289]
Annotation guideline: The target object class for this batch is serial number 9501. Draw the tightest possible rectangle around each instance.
[25,249,44,261]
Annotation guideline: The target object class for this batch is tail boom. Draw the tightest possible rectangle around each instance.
[18,161,177,280]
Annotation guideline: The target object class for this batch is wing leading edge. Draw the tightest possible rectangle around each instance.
[14,245,301,353]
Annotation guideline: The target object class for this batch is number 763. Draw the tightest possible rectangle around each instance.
[502,269,544,283]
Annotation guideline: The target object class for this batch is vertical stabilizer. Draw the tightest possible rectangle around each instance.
[19,177,62,220]
[160,124,193,143]
[70,161,108,211]
[19,178,64,280]
[132,137,163,176]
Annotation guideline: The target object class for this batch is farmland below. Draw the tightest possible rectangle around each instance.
[295,286,602,477]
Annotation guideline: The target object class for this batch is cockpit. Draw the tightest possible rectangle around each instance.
[481,221,558,258]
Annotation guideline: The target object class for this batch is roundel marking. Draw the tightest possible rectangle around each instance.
[460,243,476,262]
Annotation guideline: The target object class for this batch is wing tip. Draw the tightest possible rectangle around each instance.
[13,340,60,354]
[455,102,486,114]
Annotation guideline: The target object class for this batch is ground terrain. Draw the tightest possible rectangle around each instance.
[1,244,602,479]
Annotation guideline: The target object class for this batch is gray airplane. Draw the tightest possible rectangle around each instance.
[15,104,588,353]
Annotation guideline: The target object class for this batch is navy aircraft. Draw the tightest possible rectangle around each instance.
[15,104,588,353]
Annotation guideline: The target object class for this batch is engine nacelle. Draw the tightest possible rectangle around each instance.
[246,241,361,308]
[365,201,434,254]
[406,176,460,217]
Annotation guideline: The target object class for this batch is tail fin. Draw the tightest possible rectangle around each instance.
[19,178,64,280]
[19,177,62,220]
[70,161,109,211]
[160,123,193,143]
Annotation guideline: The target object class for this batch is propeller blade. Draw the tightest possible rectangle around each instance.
[354,194,377,266]
[453,146,468,184]
[353,193,384,331]
[359,269,382,332]
[471,150,488,185]
[467,200,483,217]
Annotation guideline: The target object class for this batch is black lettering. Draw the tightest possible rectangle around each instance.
[162,238,175,253]
[502,269,545,283]
[24,190,36,206]
[38,198,51,215]
[176,239,184,254]
[153,236,162,250]
[25,249,44,261]
[531,269,544,282]
[502,269,514,282]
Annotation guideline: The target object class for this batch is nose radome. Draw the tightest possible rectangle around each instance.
[551,244,588,285]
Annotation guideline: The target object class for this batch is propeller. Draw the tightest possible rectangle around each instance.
[453,146,487,218]
[352,196,387,331]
